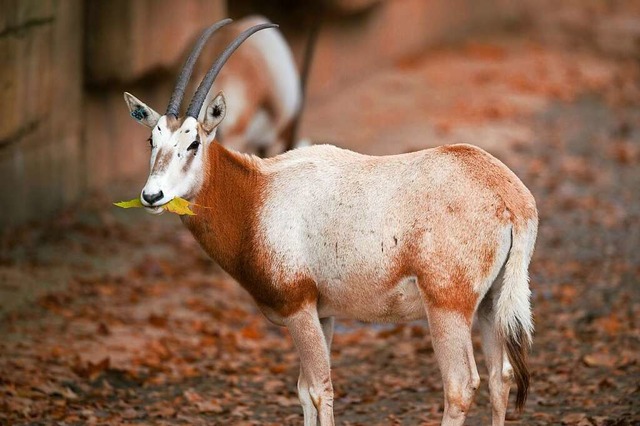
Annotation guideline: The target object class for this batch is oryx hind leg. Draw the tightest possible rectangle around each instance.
[419,268,481,426]
[478,274,514,426]
[427,305,480,426]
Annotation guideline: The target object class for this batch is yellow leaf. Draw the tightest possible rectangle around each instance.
[162,197,196,216]
[113,196,195,215]
[113,198,143,208]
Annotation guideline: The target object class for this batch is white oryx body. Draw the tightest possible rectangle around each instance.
[123,18,537,426]
[258,145,526,325]
[201,16,302,155]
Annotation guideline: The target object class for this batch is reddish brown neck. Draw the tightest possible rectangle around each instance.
[182,143,317,316]
[182,143,264,276]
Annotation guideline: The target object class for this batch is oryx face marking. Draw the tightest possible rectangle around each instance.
[141,116,206,212]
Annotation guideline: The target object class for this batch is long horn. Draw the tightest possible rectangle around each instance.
[186,23,278,118]
[165,19,233,117]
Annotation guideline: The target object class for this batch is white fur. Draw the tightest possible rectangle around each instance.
[495,218,538,346]
[258,145,527,324]
[140,116,206,207]
[260,147,423,322]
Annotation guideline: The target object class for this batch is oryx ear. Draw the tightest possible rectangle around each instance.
[124,92,161,128]
[201,92,226,141]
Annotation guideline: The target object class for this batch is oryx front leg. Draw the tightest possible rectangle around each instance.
[297,317,334,426]
[427,307,480,426]
[286,309,334,426]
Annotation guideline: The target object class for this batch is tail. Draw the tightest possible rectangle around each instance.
[285,8,323,151]
[495,218,537,411]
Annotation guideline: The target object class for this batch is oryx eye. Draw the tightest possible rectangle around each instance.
[187,140,200,151]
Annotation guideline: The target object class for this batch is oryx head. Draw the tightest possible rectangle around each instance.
[123,19,276,214]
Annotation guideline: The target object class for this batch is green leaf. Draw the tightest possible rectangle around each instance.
[113,198,143,208]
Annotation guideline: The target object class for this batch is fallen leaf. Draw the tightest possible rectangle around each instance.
[263,379,285,393]
[122,407,140,419]
[240,322,263,340]
[562,413,587,424]
[71,356,110,380]
[592,416,612,426]
[32,383,78,400]
[274,395,299,407]
[196,400,225,414]
[583,353,617,368]
[183,389,203,403]
[148,313,168,328]
[149,405,176,418]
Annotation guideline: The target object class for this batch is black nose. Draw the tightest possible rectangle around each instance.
[142,190,164,205]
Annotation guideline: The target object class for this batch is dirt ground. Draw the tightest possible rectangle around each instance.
[1,35,639,425]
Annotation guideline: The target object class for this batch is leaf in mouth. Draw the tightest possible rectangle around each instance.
[113,197,195,216]
[113,198,144,209]
[163,197,196,216]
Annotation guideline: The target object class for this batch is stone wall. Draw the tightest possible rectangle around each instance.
[0,0,83,227]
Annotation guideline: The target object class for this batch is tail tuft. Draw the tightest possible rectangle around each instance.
[504,323,530,411]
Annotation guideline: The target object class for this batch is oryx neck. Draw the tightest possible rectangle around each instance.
[182,143,265,274]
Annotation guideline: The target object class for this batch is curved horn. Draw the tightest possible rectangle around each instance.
[186,23,278,118]
[165,18,233,117]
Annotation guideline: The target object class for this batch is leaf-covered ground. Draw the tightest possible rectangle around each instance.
[1,37,639,425]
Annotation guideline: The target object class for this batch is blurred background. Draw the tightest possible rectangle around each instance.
[2,0,638,227]
[1,1,639,425]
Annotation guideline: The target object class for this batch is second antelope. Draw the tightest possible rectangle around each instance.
[199,15,309,156]
[123,19,538,426]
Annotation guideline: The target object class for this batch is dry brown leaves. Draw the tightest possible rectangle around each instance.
[1,34,639,426]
